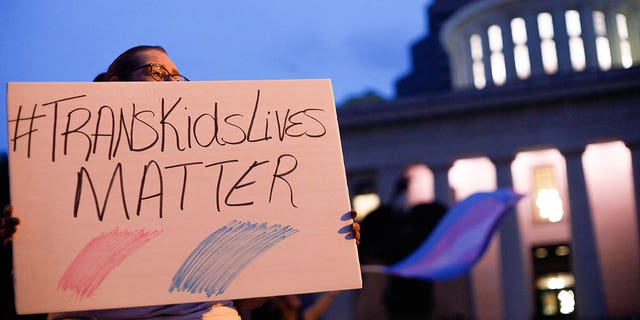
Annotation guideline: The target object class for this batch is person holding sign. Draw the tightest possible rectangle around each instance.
[2,45,360,320]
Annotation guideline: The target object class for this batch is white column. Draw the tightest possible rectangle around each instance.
[579,4,600,70]
[524,12,545,76]
[564,148,607,318]
[552,5,573,73]
[494,158,533,320]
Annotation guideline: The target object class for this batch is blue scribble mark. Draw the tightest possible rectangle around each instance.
[169,220,299,297]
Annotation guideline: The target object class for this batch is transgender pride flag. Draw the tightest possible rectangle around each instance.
[384,189,523,280]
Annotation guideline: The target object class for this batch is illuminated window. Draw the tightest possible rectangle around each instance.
[488,24,506,86]
[534,247,549,259]
[536,272,575,290]
[536,274,576,315]
[532,244,576,318]
[558,290,576,314]
[593,11,612,70]
[555,245,570,256]
[565,10,586,71]
[616,13,633,68]
[533,166,564,223]
[470,34,486,89]
[511,17,531,79]
[538,12,558,74]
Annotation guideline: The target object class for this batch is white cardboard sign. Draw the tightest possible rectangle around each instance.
[6,80,361,314]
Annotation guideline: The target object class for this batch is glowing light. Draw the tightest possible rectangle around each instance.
[596,37,612,70]
[488,25,503,52]
[534,247,549,259]
[473,62,486,89]
[538,12,554,39]
[353,193,380,221]
[541,291,558,315]
[536,188,564,222]
[547,277,566,289]
[536,273,575,290]
[555,245,570,256]
[558,290,575,314]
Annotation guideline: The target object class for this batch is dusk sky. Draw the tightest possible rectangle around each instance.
[1,0,433,153]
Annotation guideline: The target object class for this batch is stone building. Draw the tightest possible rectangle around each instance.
[338,0,640,319]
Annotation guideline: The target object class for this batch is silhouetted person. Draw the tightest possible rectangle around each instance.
[359,165,447,320]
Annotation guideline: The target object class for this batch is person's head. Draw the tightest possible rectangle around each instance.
[97,45,188,82]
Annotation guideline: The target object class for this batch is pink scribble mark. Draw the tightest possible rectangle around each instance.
[58,228,162,299]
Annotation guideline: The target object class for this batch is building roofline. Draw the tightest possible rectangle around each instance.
[338,66,640,130]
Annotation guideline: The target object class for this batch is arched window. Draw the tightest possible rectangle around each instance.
[511,17,531,79]
[488,24,506,85]
[565,10,586,71]
[593,10,612,70]
[538,12,558,74]
[616,13,633,68]
[470,34,487,89]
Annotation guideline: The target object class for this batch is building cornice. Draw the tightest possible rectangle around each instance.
[338,66,640,130]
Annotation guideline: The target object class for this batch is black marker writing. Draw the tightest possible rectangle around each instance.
[73,163,130,221]
[73,154,300,221]
[7,104,46,158]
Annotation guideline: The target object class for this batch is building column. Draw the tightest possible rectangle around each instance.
[579,4,600,70]
[433,163,452,207]
[563,148,607,318]
[499,18,517,82]
[451,33,472,89]
[552,4,573,73]
[494,157,533,320]
[628,142,640,251]
[524,12,545,77]
[479,26,495,87]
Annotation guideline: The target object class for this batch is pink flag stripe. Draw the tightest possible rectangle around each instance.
[58,228,162,299]
[386,189,523,280]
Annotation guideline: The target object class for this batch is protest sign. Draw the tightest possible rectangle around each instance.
[6,80,361,314]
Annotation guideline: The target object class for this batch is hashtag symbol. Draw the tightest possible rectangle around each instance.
[7,104,46,158]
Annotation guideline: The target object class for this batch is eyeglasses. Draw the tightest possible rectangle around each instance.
[128,63,190,81]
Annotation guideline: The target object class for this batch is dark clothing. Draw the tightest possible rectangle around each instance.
[1,155,47,320]
[358,202,447,318]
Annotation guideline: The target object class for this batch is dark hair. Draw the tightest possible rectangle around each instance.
[103,45,167,81]
[92,72,107,82]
